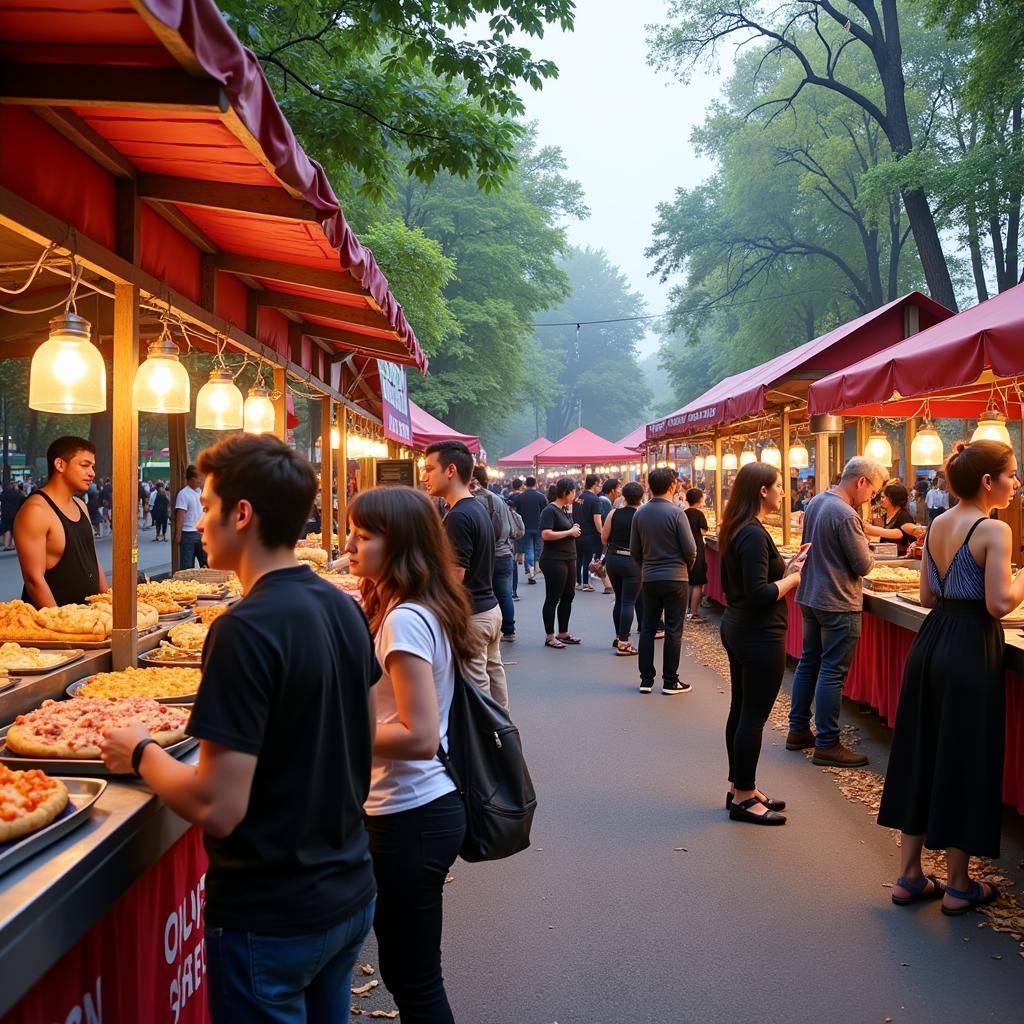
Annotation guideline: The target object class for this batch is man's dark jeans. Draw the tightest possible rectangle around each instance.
[493,553,515,637]
[638,580,688,685]
[206,898,374,1023]
[179,530,207,570]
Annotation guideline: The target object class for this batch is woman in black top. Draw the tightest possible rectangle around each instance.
[539,477,582,649]
[867,483,923,556]
[601,481,645,655]
[718,463,804,826]
[684,488,709,622]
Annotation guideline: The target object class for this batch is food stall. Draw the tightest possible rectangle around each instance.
[805,280,1024,814]
[533,427,643,481]
[0,1,424,1019]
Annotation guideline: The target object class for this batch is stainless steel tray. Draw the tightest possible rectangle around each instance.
[0,648,85,676]
[0,777,107,877]
[138,647,203,669]
[157,608,195,622]
[65,673,199,705]
[0,636,109,649]
[0,726,196,775]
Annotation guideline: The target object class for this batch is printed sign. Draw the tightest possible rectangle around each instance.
[647,405,719,439]
[377,360,413,445]
[375,459,416,487]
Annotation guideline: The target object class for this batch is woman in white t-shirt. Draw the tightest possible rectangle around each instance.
[346,485,475,1024]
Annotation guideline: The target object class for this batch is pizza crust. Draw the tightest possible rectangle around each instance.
[0,771,69,843]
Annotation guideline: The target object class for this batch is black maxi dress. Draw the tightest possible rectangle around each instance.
[877,518,1005,857]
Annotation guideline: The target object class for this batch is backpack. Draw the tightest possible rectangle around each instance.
[483,489,525,542]
[505,497,526,540]
[403,608,537,862]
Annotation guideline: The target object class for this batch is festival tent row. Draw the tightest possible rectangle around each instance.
[409,400,481,454]
[498,435,553,468]
[0,0,424,1017]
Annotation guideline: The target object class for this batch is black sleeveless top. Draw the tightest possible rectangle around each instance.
[607,505,638,552]
[20,490,101,607]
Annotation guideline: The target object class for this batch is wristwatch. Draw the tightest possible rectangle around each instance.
[131,737,158,777]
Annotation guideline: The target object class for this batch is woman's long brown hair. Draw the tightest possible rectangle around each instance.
[718,463,780,556]
[348,486,478,666]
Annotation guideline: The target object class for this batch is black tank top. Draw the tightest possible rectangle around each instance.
[21,490,101,607]
[608,506,637,551]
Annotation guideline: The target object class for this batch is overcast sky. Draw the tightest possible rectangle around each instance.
[515,0,730,355]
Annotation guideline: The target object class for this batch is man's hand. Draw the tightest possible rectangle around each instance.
[100,721,150,773]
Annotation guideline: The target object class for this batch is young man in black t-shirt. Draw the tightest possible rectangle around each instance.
[101,434,379,1024]
[422,439,509,708]
[572,473,604,590]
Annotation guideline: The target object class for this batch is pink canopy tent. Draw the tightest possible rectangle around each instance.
[535,428,639,466]
[409,400,480,454]
[616,425,648,452]
[646,292,953,440]
[498,436,553,467]
[808,281,1024,418]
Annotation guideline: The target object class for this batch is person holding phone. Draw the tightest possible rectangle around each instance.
[717,463,803,825]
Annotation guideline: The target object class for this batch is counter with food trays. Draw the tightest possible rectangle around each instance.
[702,541,1024,815]
[0,608,213,1021]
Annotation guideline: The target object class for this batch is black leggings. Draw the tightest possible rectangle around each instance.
[606,552,643,641]
[540,556,576,634]
[721,615,786,791]
[365,791,466,1024]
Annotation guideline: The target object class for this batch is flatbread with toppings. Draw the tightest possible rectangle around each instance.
[0,766,69,843]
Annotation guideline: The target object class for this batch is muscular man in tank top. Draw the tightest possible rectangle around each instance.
[15,436,108,608]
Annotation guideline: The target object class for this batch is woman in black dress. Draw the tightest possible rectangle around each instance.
[601,481,645,655]
[539,477,582,649]
[718,464,804,825]
[684,488,709,622]
[878,440,1024,914]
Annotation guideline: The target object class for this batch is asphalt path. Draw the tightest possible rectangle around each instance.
[357,572,1024,1023]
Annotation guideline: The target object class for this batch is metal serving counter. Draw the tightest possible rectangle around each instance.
[0,621,197,1017]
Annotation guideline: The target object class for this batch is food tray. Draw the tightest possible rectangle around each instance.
[173,568,234,583]
[0,636,109,649]
[896,591,922,605]
[863,578,918,593]
[0,726,197,775]
[896,591,1024,626]
[0,777,107,877]
[0,649,85,675]
[65,674,199,705]
[157,608,195,622]
[138,647,202,669]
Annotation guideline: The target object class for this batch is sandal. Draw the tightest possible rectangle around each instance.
[544,637,566,649]
[726,792,786,812]
[891,874,945,906]
[558,634,583,644]
[581,584,595,592]
[941,879,1000,916]
[615,642,639,656]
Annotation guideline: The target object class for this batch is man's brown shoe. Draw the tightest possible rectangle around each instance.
[785,729,816,751]
[812,743,869,767]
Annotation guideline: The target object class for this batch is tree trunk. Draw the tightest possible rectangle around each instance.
[989,210,1008,292]
[967,207,990,304]
[900,186,957,309]
[1005,101,1021,289]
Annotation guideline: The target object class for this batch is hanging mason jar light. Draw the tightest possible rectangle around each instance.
[243,385,276,434]
[330,425,341,449]
[910,419,944,466]
[788,433,810,469]
[704,451,718,471]
[195,368,243,430]
[863,421,893,466]
[971,402,1012,446]
[30,311,107,414]
[693,450,706,472]
[721,446,738,471]
[132,323,190,414]
[739,441,757,468]
[760,440,782,469]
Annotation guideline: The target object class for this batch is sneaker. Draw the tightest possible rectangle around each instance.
[602,586,613,595]
[811,742,869,767]
[662,681,692,695]
[785,729,816,751]
[639,681,654,694]
[501,634,516,643]
[513,594,521,601]
[654,629,666,640]
[527,576,537,585]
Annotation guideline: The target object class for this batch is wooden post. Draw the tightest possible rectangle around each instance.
[272,366,286,442]
[320,399,333,560]
[167,413,189,574]
[904,417,917,486]
[782,407,792,546]
[855,417,871,521]
[713,432,723,518]
[815,433,829,496]
[111,282,139,669]
[335,406,347,536]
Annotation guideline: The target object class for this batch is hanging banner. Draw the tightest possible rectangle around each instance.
[377,360,412,446]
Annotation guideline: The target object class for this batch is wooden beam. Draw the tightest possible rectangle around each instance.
[904,418,917,484]
[115,179,140,264]
[139,175,318,222]
[111,282,139,669]
[142,199,218,255]
[31,108,136,178]
[272,367,287,442]
[288,321,303,366]
[215,253,366,296]
[713,433,723,523]
[257,290,393,331]
[815,433,829,496]
[199,253,217,311]
[0,64,228,112]
[336,406,348,536]
[315,325,409,361]
[781,407,791,546]
[321,400,334,563]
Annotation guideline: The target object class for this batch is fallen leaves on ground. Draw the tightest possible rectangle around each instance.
[358,964,376,976]
[352,980,379,996]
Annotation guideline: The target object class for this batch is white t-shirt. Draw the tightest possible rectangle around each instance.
[175,485,202,531]
[364,602,457,816]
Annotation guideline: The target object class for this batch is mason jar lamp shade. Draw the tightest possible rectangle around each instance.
[693,452,705,472]
[863,423,893,467]
[788,435,810,470]
[972,404,1012,446]
[704,451,718,472]
[30,312,107,414]
[739,442,757,467]
[132,333,190,414]
[910,420,944,466]
[759,440,782,468]
[195,368,243,430]
[243,385,276,434]
[721,447,738,471]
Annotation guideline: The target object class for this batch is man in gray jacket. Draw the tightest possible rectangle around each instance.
[631,467,697,694]
[787,456,886,766]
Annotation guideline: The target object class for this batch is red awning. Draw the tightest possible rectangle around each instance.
[535,428,640,466]
[497,436,553,467]
[0,0,425,375]
[410,401,480,454]
[808,282,1024,416]
[646,292,953,439]
[616,425,648,452]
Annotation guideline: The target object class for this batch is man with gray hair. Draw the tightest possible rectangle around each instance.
[786,456,887,766]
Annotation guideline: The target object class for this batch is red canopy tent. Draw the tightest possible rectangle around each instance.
[498,436,553,467]
[409,400,480,454]
[808,281,1024,418]
[535,428,639,466]
[646,292,952,440]
[616,425,648,452]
